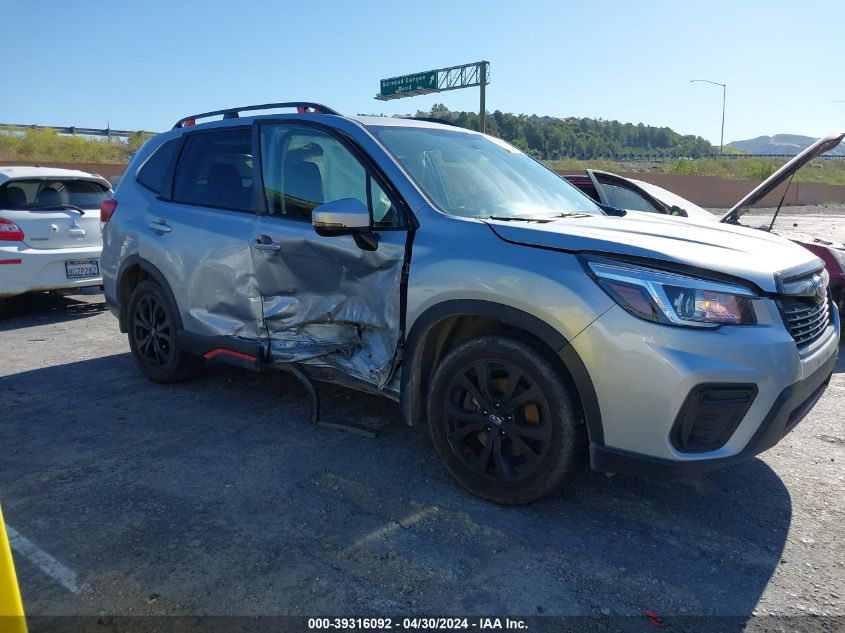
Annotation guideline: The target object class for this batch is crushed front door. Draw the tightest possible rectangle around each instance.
[251,121,408,388]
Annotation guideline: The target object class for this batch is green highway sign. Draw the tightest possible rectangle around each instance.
[379,70,437,98]
[374,61,490,133]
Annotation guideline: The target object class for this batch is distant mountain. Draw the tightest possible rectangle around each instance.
[727,134,845,156]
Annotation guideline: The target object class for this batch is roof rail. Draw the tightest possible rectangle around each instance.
[173,102,341,129]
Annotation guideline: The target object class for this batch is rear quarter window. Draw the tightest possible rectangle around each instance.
[137,138,181,194]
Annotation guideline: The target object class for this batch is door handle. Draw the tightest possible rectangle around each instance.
[148,220,171,234]
[253,236,281,252]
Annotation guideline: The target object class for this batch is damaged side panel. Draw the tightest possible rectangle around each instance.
[254,219,405,389]
[140,200,265,340]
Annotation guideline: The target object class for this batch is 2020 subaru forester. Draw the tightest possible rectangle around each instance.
[100,102,840,504]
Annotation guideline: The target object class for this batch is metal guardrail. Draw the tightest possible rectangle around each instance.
[0,123,142,139]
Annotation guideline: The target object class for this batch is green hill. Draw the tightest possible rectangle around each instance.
[0,127,151,163]
[414,104,715,159]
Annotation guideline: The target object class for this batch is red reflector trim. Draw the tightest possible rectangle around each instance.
[0,258,22,264]
[184,119,196,127]
[203,348,256,362]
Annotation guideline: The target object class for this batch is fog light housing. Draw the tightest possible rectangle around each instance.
[671,384,758,453]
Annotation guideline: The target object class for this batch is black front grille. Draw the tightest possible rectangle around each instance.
[779,295,831,349]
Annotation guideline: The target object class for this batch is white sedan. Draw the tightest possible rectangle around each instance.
[0,166,111,298]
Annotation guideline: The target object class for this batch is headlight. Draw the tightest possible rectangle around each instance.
[585,258,758,328]
[829,247,845,274]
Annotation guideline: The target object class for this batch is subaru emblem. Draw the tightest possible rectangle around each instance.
[811,275,826,304]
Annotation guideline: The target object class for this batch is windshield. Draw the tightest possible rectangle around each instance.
[632,180,717,221]
[0,179,110,210]
[372,126,603,219]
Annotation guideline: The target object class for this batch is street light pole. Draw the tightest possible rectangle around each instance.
[691,79,726,156]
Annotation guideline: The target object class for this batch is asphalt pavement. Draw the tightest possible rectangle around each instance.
[1,290,843,632]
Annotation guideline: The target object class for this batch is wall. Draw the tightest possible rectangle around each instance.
[606,173,845,209]
[5,162,845,208]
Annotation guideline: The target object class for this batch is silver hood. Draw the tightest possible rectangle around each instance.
[485,212,822,293]
[721,129,845,223]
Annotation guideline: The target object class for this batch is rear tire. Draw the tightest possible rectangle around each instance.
[127,280,202,384]
[427,334,586,505]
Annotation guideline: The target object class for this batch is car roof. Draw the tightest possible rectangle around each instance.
[0,166,110,187]
[171,112,467,133]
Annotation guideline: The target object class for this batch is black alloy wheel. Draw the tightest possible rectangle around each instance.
[427,334,585,505]
[127,280,202,384]
[443,358,553,484]
[132,293,173,371]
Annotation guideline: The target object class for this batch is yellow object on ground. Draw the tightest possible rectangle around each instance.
[0,505,27,633]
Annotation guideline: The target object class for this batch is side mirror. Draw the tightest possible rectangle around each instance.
[669,205,689,218]
[312,198,371,237]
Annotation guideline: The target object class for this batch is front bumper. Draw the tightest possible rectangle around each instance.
[0,244,102,298]
[590,349,837,477]
[572,299,839,475]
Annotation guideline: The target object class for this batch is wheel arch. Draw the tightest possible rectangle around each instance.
[400,300,604,445]
[116,255,184,333]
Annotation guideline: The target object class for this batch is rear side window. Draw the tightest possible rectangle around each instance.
[137,138,180,194]
[172,129,254,212]
[0,179,109,209]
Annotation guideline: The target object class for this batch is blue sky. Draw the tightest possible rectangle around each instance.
[2,0,843,144]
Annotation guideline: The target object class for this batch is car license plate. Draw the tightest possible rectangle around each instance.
[65,259,100,279]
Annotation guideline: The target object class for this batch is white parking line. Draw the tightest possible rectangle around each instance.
[5,524,88,594]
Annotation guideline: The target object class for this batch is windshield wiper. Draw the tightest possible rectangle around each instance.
[487,216,557,222]
[487,212,590,222]
[29,203,86,216]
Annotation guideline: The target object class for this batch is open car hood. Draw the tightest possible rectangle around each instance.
[485,211,821,293]
[720,129,845,223]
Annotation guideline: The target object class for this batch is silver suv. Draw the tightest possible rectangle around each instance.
[101,102,840,504]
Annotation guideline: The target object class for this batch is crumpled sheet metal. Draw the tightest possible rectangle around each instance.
[262,235,403,389]
[186,247,265,338]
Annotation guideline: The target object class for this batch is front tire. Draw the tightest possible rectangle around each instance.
[427,335,586,505]
[127,280,202,384]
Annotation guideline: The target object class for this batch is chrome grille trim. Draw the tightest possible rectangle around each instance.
[778,293,832,349]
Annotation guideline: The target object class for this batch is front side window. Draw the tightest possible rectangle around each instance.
[172,129,254,212]
[599,184,660,213]
[372,126,602,219]
[260,124,402,227]
[0,179,109,209]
